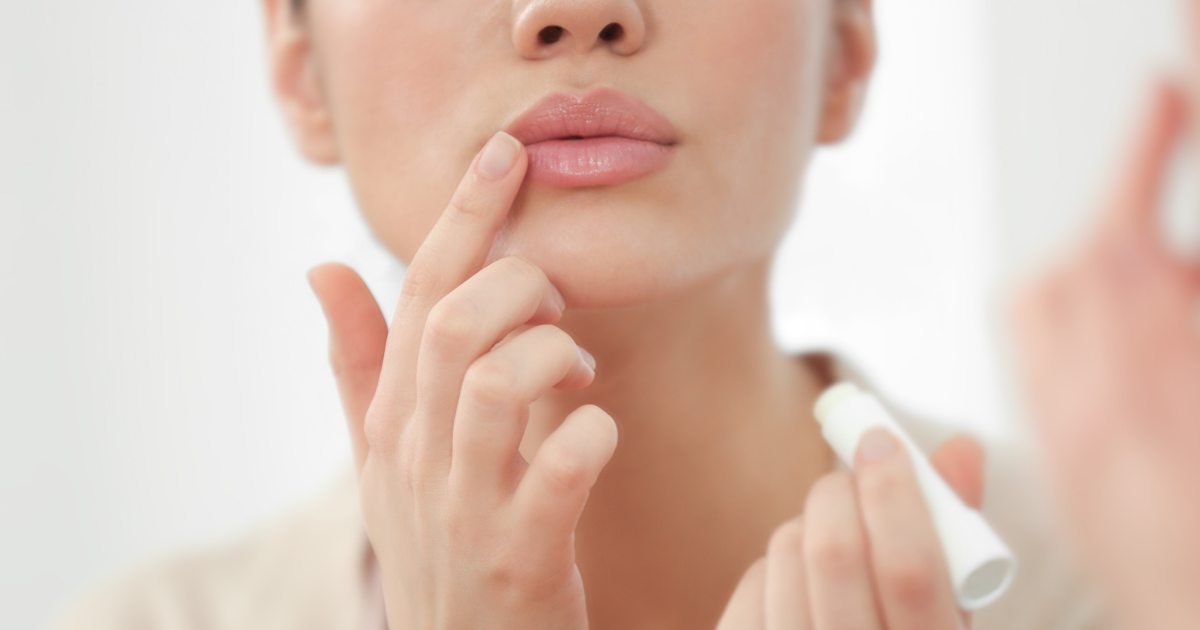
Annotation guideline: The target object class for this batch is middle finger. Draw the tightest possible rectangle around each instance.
[413,255,565,470]
[804,473,884,630]
[450,323,594,504]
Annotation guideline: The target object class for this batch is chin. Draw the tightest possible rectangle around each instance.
[483,184,735,310]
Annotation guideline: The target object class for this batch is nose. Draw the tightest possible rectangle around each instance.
[512,0,646,59]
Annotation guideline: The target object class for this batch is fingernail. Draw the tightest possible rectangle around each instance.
[577,345,597,371]
[859,428,897,463]
[549,284,566,313]
[478,131,521,179]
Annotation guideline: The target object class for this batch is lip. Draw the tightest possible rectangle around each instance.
[504,87,678,188]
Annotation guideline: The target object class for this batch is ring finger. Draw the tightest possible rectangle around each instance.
[450,324,595,504]
[413,256,565,469]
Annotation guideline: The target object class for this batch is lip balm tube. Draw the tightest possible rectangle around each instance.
[813,383,1017,611]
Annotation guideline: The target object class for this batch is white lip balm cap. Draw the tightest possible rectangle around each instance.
[813,383,1018,611]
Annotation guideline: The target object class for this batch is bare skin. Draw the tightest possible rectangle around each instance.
[264,0,989,627]
[1013,82,1200,630]
[308,137,984,630]
[717,430,984,630]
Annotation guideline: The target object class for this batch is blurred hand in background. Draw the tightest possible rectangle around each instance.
[1012,81,1200,630]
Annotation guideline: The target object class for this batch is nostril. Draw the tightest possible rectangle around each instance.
[598,23,624,42]
[538,25,564,45]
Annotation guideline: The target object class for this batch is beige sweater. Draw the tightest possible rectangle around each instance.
[49,363,1113,630]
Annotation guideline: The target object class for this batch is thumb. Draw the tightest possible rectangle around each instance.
[307,263,388,471]
[930,435,986,510]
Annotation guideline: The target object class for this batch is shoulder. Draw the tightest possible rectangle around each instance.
[818,353,1115,630]
[49,465,370,630]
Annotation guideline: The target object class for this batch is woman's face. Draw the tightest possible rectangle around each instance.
[267,0,874,309]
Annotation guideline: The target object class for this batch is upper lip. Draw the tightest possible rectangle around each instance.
[504,87,678,147]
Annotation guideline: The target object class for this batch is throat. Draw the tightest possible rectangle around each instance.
[516,261,836,630]
[567,354,836,630]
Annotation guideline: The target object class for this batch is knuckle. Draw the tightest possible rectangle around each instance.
[547,324,576,346]
[395,435,435,495]
[479,550,518,590]
[497,255,548,287]
[399,261,441,305]
[424,299,479,351]
[1009,280,1041,321]
[362,406,395,455]
[571,404,619,453]
[443,507,474,544]
[533,325,577,354]
[577,403,615,427]
[805,472,854,512]
[804,474,866,577]
[462,358,521,410]
[767,518,806,561]
[537,443,589,496]
[482,546,563,601]
[806,525,866,578]
[1043,267,1078,305]
[327,346,377,382]
[856,465,903,508]
[880,552,941,609]
[446,191,489,225]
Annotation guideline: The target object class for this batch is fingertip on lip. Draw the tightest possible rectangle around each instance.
[495,130,525,150]
[478,131,525,179]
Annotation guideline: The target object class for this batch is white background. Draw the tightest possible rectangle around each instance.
[0,0,1188,627]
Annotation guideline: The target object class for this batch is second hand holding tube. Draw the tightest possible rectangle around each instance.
[814,383,1017,611]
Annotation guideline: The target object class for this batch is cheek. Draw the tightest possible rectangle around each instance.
[308,0,828,309]
[683,0,824,126]
[649,0,827,260]
[313,1,507,261]
[693,0,825,232]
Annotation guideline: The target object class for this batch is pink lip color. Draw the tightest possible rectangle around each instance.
[504,88,678,188]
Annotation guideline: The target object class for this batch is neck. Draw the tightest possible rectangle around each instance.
[521,258,835,630]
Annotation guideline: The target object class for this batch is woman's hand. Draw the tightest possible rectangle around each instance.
[716,430,986,630]
[308,131,616,630]
[1012,83,1200,630]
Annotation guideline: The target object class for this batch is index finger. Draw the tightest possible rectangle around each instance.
[369,131,528,448]
[1107,81,1187,238]
[854,429,963,630]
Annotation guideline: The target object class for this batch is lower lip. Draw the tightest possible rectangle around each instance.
[524,137,676,187]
